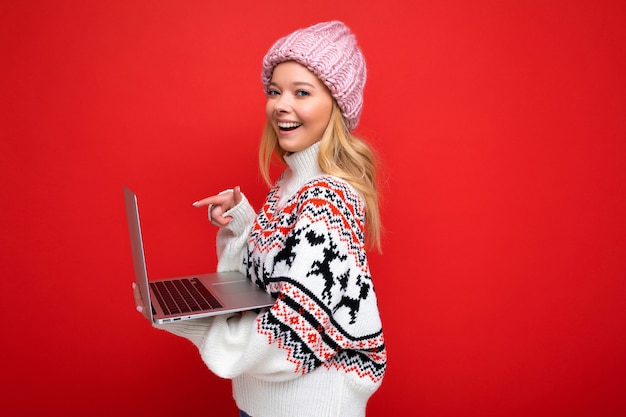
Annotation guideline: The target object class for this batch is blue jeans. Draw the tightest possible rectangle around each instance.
[239,411,252,417]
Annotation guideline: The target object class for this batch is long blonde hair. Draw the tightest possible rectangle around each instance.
[259,102,382,252]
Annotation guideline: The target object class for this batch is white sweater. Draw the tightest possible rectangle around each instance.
[158,142,386,417]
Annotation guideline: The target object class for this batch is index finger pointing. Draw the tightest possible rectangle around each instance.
[192,195,224,208]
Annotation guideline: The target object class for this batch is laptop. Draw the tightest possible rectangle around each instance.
[123,185,275,324]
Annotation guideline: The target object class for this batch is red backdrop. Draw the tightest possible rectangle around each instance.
[2,1,625,416]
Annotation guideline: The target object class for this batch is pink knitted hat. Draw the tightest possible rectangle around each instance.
[261,21,367,131]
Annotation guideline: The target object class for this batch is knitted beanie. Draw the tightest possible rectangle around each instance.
[261,21,367,131]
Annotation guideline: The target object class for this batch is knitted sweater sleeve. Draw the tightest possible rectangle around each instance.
[215,192,258,273]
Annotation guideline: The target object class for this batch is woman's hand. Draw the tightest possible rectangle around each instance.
[132,282,150,320]
[192,186,242,227]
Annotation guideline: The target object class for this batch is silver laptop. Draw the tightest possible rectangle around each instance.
[123,185,275,324]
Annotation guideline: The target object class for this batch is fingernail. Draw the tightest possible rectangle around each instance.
[136,305,143,313]
[132,282,136,289]
[192,201,199,207]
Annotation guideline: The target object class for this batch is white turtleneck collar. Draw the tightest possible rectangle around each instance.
[277,141,324,208]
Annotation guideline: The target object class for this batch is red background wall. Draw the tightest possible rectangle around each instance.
[2,1,625,416]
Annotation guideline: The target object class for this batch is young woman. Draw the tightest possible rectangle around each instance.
[133,21,386,417]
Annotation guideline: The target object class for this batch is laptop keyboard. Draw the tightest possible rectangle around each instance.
[150,277,223,315]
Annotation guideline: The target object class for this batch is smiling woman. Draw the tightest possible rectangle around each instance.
[134,20,386,417]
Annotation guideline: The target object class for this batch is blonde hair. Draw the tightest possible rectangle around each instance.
[259,102,382,252]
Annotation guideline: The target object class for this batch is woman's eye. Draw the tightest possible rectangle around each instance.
[296,90,310,97]
[267,89,280,96]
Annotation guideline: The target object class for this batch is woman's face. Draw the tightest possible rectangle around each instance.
[265,61,333,153]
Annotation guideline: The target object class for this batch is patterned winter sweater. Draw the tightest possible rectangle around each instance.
[159,142,386,417]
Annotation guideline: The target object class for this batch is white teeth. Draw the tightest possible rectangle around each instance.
[278,122,302,129]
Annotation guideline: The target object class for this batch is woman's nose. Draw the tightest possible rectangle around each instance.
[274,95,292,113]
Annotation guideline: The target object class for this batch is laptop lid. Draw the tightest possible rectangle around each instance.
[123,185,155,321]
